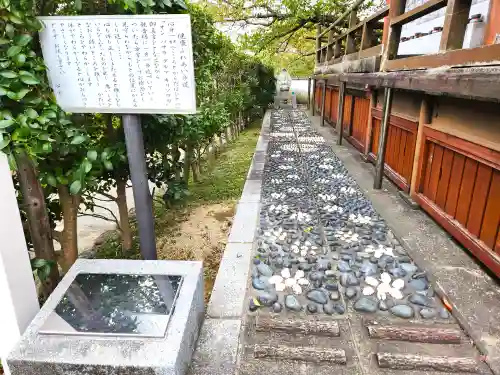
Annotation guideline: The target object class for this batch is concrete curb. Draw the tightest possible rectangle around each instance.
[189,111,270,375]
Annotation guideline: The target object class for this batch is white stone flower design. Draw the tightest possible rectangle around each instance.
[271,192,286,200]
[318,193,336,202]
[375,272,404,300]
[286,174,300,180]
[319,164,334,170]
[269,268,308,295]
[349,213,372,225]
[340,186,357,195]
[278,165,293,170]
[324,204,344,213]
[365,244,394,259]
[269,204,289,214]
[290,211,312,223]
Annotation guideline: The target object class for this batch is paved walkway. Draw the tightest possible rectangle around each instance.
[238,109,490,375]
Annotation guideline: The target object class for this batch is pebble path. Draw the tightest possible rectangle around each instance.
[249,109,450,319]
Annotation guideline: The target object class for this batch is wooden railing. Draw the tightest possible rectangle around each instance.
[316,2,388,66]
[315,0,500,72]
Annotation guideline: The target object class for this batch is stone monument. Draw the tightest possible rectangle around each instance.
[7,259,204,375]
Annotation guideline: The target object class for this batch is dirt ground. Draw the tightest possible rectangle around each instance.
[157,202,235,302]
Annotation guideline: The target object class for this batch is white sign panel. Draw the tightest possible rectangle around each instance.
[38,15,196,114]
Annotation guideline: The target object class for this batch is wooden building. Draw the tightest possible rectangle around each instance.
[311,0,500,276]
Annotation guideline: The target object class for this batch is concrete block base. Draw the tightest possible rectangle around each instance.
[8,259,204,375]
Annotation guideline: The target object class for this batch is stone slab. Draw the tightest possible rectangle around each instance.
[189,319,241,375]
[239,180,262,203]
[227,202,260,244]
[207,243,253,318]
[7,259,204,375]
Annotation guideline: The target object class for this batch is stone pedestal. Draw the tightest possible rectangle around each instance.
[7,259,204,375]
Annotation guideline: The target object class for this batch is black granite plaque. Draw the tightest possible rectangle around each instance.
[39,273,183,337]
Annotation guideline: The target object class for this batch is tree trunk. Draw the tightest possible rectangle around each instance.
[225,126,231,143]
[183,144,193,185]
[173,147,181,182]
[15,151,60,297]
[219,133,225,149]
[58,184,80,272]
[191,162,199,182]
[116,178,132,252]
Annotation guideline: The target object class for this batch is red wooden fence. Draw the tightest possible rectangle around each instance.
[369,108,418,192]
[414,127,500,276]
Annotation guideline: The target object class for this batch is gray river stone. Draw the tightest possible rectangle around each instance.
[400,263,418,274]
[257,292,278,306]
[340,273,359,287]
[330,291,341,301]
[390,304,414,319]
[307,303,318,313]
[333,302,346,314]
[306,289,328,304]
[285,295,302,312]
[378,300,389,311]
[324,280,338,291]
[345,287,357,299]
[420,308,437,319]
[272,302,283,313]
[409,278,429,291]
[409,293,435,307]
[354,297,378,313]
[338,261,351,272]
[252,277,267,290]
[257,263,274,277]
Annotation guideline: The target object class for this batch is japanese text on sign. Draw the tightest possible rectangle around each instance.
[38,15,196,114]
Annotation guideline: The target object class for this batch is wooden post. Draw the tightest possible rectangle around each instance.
[336,81,347,145]
[374,87,394,189]
[410,96,433,197]
[334,40,342,58]
[320,82,327,126]
[382,0,408,69]
[364,89,378,157]
[316,24,322,64]
[360,22,375,51]
[312,79,317,116]
[0,153,40,374]
[327,30,335,61]
[345,11,359,55]
[307,77,312,110]
[439,0,472,51]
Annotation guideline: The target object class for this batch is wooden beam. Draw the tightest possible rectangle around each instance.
[366,322,463,343]
[334,40,342,58]
[377,352,479,373]
[391,0,447,26]
[359,44,383,58]
[256,316,340,336]
[312,79,317,116]
[336,81,347,145]
[345,11,359,56]
[385,43,500,71]
[374,87,394,189]
[410,96,432,198]
[255,345,347,364]
[316,24,322,64]
[339,67,500,102]
[327,29,335,61]
[307,77,312,110]
[360,22,375,50]
[382,0,408,68]
[440,0,472,51]
[365,90,377,156]
[320,82,327,126]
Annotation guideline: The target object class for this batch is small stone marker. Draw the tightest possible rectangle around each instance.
[7,259,204,375]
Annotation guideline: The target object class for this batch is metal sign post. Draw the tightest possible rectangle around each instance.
[122,115,156,259]
[38,15,197,260]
